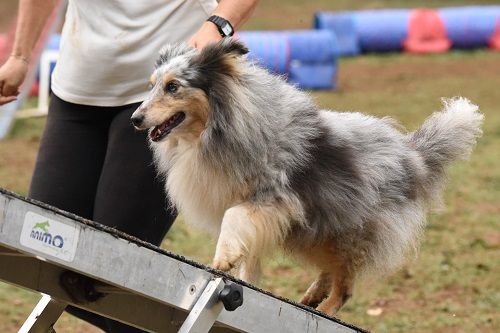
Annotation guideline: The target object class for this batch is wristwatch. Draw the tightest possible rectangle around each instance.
[207,15,234,37]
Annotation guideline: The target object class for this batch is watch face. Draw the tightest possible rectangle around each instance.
[222,23,233,36]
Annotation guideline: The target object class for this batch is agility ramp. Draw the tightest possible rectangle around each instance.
[0,188,366,333]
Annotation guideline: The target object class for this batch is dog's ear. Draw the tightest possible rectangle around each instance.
[191,38,249,78]
[216,38,249,57]
[202,38,249,58]
[188,39,248,131]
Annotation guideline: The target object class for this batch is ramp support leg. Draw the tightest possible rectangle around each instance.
[19,294,67,333]
[178,278,225,333]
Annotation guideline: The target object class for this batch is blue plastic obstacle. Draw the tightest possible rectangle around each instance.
[237,31,289,74]
[46,33,61,75]
[314,9,410,54]
[439,6,500,49]
[238,30,338,89]
[315,6,500,54]
[287,30,338,90]
[314,11,360,56]
[355,9,411,52]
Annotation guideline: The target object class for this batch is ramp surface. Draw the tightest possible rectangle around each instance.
[0,188,367,333]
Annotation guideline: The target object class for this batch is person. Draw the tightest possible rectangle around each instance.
[0,0,258,332]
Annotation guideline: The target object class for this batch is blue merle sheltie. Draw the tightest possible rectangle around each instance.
[131,39,483,315]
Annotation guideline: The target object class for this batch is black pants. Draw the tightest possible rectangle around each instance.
[29,94,176,332]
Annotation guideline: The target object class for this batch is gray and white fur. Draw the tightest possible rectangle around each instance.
[131,39,483,314]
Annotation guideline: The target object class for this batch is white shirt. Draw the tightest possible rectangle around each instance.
[52,0,217,106]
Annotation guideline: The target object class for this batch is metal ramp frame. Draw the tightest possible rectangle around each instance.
[0,188,366,333]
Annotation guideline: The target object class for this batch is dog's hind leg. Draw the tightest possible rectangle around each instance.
[316,263,354,315]
[298,244,354,315]
[212,202,291,284]
[300,271,332,308]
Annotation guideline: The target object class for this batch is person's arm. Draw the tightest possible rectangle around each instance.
[188,0,259,50]
[0,0,58,105]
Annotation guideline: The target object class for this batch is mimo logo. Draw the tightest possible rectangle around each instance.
[22,212,79,262]
[30,220,64,248]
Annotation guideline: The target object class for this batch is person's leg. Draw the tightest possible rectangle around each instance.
[93,103,175,244]
[93,104,176,332]
[29,94,112,217]
[29,94,113,330]
[30,98,175,332]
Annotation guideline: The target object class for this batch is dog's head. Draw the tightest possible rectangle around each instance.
[131,39,249,143]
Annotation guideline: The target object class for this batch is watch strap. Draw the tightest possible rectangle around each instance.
[207,15,234,37]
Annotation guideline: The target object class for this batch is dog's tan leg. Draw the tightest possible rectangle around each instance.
[297,244,354,315]
[315,264,353,315]
[212,202,291,284]
[299,271,332,308]
[239,255,262,285]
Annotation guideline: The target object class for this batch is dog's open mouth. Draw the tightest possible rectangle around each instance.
[150,112,186,142]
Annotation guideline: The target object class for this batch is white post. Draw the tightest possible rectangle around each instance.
[18,294,67,333]
[38,50,59,115]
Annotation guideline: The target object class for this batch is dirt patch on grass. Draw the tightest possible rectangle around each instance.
[478,231,500,249]
[372,284,469,312]
[338,53,500,93]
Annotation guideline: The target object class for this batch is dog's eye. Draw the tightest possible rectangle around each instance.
[165,82,179,94]
[147,82,154,90]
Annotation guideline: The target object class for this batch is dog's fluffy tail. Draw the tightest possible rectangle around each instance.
[408,97,483,201]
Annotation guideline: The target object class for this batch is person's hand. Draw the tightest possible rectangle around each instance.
[188,21,223,50]
[0,56,29,105]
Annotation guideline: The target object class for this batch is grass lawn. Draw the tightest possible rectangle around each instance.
[1,1,499,332]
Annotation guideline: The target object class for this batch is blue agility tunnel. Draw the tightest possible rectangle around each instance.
[238,30,338,89]
[315,6,500,55]
[47,34,61,73]
[314,9,410,53]
[314,11,360,56]
[287,30,338,89]
[439,6,500,49]
[286,30,339,63]
[355,9,410,52]
[288,63,337,90]
[237,31,289,74]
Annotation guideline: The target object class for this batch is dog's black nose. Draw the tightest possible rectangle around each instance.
[131,114,144,127]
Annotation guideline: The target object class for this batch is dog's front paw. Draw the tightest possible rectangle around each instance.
[212,249,243,272]
[212,258,235,272]
[300,293,324,309]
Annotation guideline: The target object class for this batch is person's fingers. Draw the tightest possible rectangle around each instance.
[0,57,28,96]
[2,83,19,97]
[0,95,17,105]
[0,83,20,97]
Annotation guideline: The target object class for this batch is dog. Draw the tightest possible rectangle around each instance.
[131,39,483,315]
